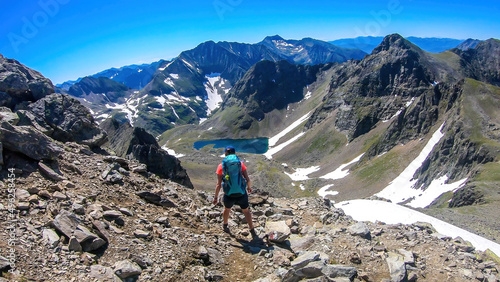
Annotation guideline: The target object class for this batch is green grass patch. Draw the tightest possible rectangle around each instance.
[355,150,402,183]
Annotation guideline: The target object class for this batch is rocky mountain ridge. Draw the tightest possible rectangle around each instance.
[58,36,366,136]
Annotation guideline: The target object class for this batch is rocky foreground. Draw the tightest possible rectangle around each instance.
[1,140,499,282]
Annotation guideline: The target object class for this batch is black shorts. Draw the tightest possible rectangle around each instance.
[223,193,249,209]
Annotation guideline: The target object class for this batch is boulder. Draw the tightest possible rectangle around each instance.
[26,93,107,147]
[113,260,142,279]
[38,162,66,182]
[0,55,54,108]
[90,265,121,281]
[291,251,321,270]
[42,229,60,248]
[136,191,177,207]
[348,222,371,240]
[53,210,80,238]
[265,220,291,243]
[386,252,407,282]
[0,121,63,161]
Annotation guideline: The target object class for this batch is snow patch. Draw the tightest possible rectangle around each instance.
[320,154,364,180]
[170,73,179,79]
[304,91,312,100]
[161,145,185,158]
[285,166,320,181]
[318,184,339,198]
[268,112,311,147]
[336,199,500,257]
[375,123,465,208]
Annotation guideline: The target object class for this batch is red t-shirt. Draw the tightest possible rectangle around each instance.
[216,162,247,175]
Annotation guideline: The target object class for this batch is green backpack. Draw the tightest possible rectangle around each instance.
[222,154,247,197]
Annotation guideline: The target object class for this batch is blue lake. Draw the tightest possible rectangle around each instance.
[193,138,269,154]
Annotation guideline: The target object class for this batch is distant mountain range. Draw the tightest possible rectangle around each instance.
[57,35,367,135]
[330,36,479,54]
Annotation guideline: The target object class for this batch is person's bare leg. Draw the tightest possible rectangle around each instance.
[242,208,254,230]
[223,207,231,225]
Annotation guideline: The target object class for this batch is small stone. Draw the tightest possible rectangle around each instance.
[53,191,68,200]
[119,208,133,216]
[17,202,30,210]
[63,180,76,189]
[39,190,52,199]
[103,210,123,219]
[134,229,150,239]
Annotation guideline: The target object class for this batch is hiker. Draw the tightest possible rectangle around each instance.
[213,146,257,237]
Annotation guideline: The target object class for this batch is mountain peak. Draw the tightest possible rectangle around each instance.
[262,35,286,42]
[372,33,418,54]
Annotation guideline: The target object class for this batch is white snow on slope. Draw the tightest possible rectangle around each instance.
[105,97,142,126]
[264,133,304,159]
[375,122,467,208]
[318,184,339,198]
[268,112,311,147]
[161,145,185,158]
[204,75,225,115]
[320,154,364,180]
[336,199,500,257]
[285,166,320,181]
[170,73,179,79]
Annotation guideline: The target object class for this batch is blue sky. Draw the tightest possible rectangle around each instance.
[1,0,499,84]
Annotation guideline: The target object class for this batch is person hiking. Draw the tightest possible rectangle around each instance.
[213,146,257,238]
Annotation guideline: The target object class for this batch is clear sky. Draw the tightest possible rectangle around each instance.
[1,0,499,84]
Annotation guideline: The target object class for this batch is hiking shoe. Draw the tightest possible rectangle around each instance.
[223,225,230,234]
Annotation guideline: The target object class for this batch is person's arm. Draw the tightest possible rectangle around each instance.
[213,173,223,205]
[242,170,252,194]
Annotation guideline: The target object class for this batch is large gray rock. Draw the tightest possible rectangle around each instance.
[113,260,142,279]
[26,93,107,147]
[291,251,321,270]
[38,162,66,181]
[0,54,54,108]
[386,252,407,282]
[136,191,177,207]
[90,265,121,281]
[0,121,63,160]
[348,222,371,240]
[42,229,60,248]
[265,220,291,243]
[52,210,106,252]
[53,210,80,238]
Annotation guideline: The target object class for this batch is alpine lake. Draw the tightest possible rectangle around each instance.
[193,138,269,154]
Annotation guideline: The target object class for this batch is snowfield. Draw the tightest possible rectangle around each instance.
[336,199,500,257]
[376,122,467,208]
